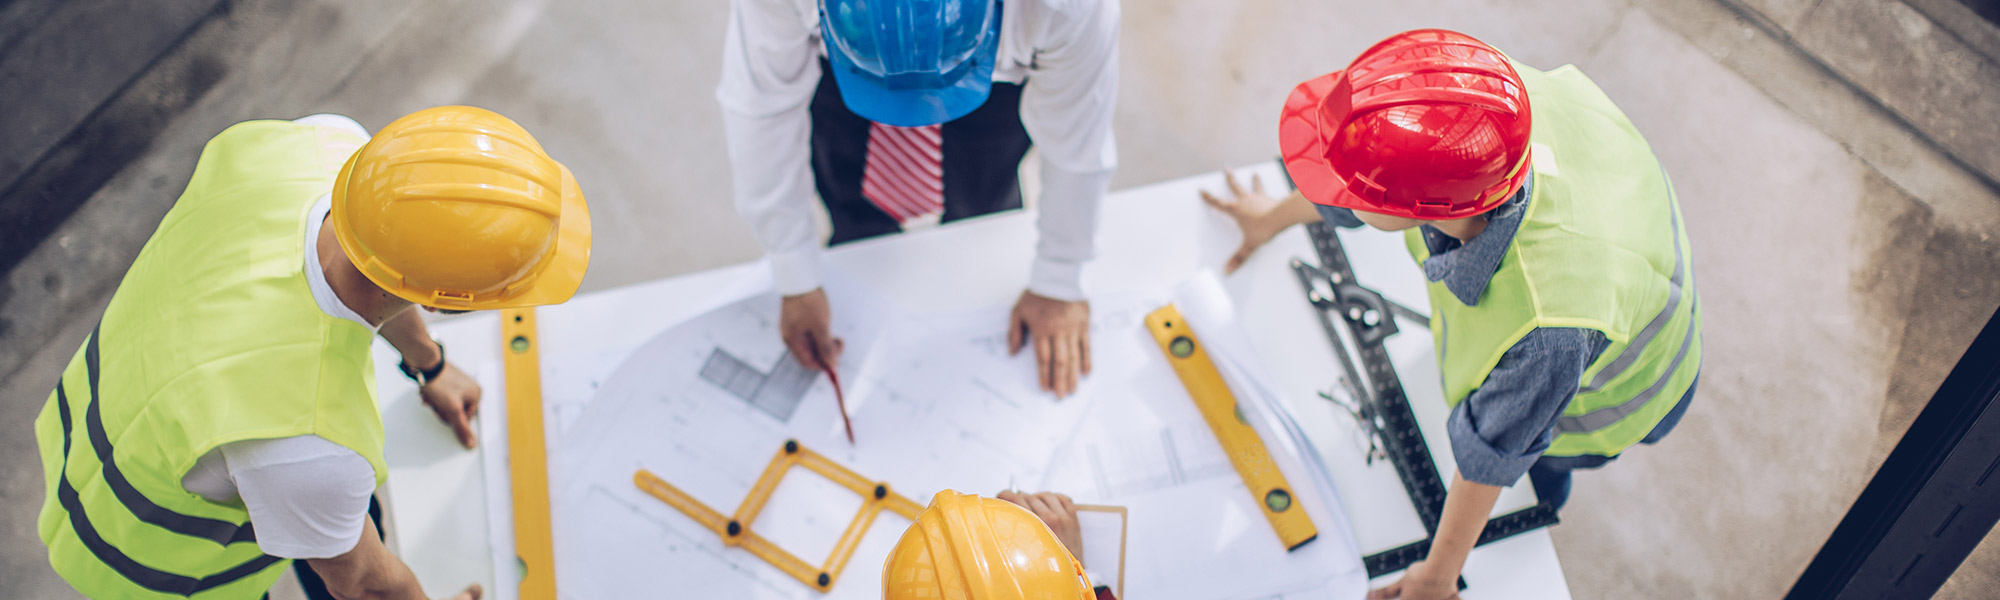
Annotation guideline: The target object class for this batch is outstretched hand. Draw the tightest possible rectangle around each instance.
[1199,168,1318,273]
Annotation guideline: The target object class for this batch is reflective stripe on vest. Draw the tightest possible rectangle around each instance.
[51,326,284,595]
[1555,181,1697,434]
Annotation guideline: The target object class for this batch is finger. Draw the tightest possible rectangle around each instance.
[816,332,842,373]
[464,385,482,419]
[997,490,1026,507]
[1078,330,1092,376]
[1025,493,1058,520]
[1053,333,1077,398]
[1252,173,1266,195]
[461,583,484,600]
[1007,311,1027,356]
[1034,333,1055,393]
[1053,493,1075,513]
[785,330,818,368]
[448,407,478,449]
[1224,168,1245,198]
[1227,243,1256,274]
[1198,188,1233,212]
[1368,579,1404,599]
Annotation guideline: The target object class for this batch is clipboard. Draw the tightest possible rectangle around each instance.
[1075,504,1128,600]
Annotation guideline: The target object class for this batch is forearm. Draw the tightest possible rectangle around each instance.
[1422,472,1504,578]
[1274,190,1324,228]
[377,309,440,369]
[309,521,426,600]
[328,565,424,600]
[1028,162,1112,301]
[723,107,823,296]
[717,0,825,296]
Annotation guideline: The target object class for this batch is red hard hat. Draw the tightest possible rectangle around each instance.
[1280,29,1532,220]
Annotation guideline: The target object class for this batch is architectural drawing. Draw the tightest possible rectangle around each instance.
[486,272,1364,599]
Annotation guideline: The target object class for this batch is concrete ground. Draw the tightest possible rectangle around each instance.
[4,0,2000,598]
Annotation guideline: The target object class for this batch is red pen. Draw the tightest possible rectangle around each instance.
[805,337,855,444]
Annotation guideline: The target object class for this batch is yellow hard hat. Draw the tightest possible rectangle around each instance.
[883,491,1094,600]
[331,105,591,310]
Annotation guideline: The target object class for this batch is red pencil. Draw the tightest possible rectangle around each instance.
[806,339,855,444]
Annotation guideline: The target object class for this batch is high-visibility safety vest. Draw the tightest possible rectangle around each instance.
[1406,63,1702,459]
[33,120,388,598]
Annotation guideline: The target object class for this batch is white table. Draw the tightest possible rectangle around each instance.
[371,164,1571,599]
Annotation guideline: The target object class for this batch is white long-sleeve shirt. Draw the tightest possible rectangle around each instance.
[717,0,1120,300]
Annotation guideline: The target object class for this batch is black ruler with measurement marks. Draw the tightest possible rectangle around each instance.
[1274,160,1560,579]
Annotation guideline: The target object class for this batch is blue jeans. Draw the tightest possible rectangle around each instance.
[1527,375,1697,511]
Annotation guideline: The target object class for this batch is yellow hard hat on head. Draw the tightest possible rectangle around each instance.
[331,105,591,310]
[883,491,1094,600]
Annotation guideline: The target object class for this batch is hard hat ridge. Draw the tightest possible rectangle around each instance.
[1281,29,1535,220]
[330,105,592,310]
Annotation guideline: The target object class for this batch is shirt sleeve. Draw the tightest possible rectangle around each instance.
[223,435,378,559]
[1445,328,1610,487]
[1019,0,1120,301]
[716,0,826,296]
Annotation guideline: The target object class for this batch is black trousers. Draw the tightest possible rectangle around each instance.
[809,59,1034,246]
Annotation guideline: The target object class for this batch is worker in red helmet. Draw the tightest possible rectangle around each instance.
[1203,29,1701,599]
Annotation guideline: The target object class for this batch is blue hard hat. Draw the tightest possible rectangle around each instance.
[820,0,1000,127]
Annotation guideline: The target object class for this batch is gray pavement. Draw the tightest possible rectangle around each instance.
[4,0,1999,598]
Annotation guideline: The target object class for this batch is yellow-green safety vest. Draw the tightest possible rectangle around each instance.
[34,120,388,598]
[1406,63,1702,458]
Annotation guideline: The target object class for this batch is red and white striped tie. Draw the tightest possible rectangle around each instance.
[860,123,944,223]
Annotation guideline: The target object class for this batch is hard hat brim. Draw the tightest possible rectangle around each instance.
[823,10,1001,127]
[490,163,591,309]
[1279,70,1379,216]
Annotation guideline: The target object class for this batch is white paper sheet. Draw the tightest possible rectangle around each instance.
[491,270,1365,599]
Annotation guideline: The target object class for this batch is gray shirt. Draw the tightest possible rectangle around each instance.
[1315,177,1686,487]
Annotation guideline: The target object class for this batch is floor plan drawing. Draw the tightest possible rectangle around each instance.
[485,271,1364,599]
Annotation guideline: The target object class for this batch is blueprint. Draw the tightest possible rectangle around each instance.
[486,270,1366,599]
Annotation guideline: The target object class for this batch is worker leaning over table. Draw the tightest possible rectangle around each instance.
[1204,30,1701,600]
[884,490,1118,600]
[34,106,591,599]
[719,0,1119,397]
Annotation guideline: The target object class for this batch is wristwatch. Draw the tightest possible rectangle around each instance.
[398,339,447,387]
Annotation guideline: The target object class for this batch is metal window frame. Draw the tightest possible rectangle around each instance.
[1788,303,2000,599]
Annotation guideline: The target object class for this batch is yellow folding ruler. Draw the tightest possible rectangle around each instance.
[500,308,557,599]
[635,439,924,591]
[1145,304,1319,551]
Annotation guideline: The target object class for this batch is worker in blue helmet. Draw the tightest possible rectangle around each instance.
[718,0,1121,398]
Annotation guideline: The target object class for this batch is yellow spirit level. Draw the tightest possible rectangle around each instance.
[635,440,924,591]
[1145,304,1319,551]
[501,308,557,599]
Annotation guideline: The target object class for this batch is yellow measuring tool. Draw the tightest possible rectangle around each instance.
[501,308,557,599]
[1145,304,1319,551]
[635,439,924,591]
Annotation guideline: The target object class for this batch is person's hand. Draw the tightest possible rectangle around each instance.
[997,491,1084,561]
[1007,291,1091,398]
[447,584,483,600]
[1367,560,1459,600]
[419,362,481,449]
[1199,168,1307,274]
[781,288,843,372]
